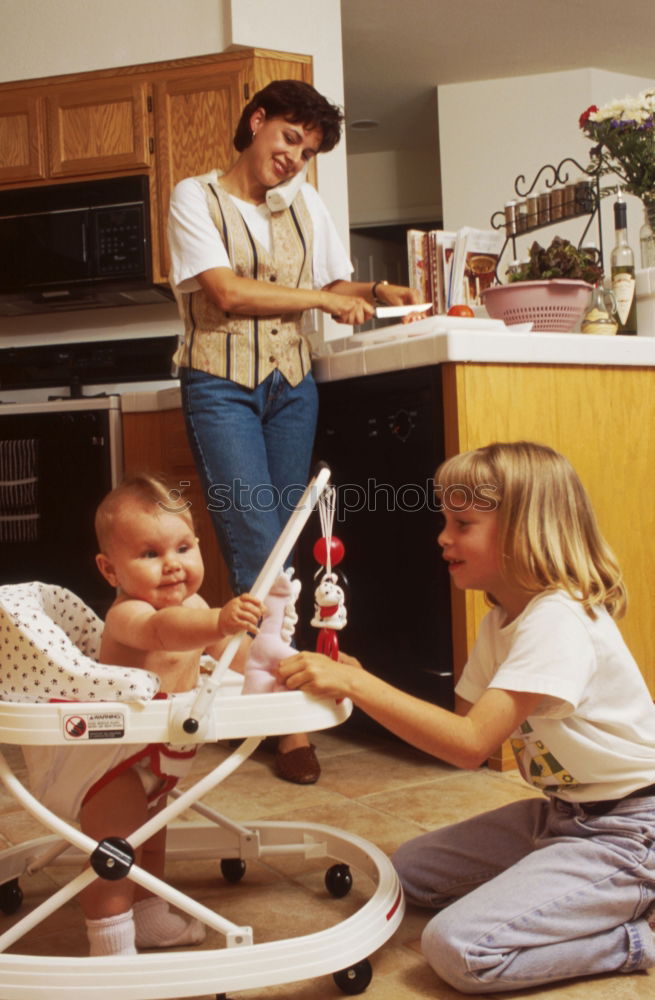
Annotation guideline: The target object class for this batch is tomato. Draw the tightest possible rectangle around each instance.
[447,304,475,317]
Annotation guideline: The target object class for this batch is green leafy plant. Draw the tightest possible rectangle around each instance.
[507,237,602,284]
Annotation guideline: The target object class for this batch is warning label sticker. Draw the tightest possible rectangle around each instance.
[62,711,125,741]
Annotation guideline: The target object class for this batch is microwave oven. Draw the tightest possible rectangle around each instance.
[0,175,173,315]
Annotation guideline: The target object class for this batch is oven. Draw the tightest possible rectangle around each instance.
[0,333,178,615]
[0,396,122,614]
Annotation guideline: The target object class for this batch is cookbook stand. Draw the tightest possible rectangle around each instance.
[489,155,605,278]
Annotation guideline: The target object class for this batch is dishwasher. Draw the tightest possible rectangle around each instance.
[297,365,453,736]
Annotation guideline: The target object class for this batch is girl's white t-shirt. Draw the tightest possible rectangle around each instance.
[168,176,353,293]
[456,590,655,802]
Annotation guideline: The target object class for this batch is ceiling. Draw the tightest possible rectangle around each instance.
[341,0,655,156]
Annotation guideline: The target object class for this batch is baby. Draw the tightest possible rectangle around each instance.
[81,475,263,957]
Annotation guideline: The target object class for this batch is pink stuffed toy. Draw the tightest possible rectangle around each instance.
[242,569,301,694]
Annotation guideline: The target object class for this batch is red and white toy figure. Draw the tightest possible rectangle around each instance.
[310,487,347,660]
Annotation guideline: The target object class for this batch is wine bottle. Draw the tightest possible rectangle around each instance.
[611,191,637,335]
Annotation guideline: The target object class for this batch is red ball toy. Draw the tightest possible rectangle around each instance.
[313,535,345,568]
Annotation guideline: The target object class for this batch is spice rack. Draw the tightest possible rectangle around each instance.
[490,157,604,275]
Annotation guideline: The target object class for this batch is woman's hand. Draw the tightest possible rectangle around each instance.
[320,289,375,326]
[373,282,421,308]
[278,650,362,697]
[374,281,425,324]
[320,279,423,326]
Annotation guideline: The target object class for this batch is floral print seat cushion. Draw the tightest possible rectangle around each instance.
[0,582,160,703]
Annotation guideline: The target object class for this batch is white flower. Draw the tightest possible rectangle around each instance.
[591,92,654,125]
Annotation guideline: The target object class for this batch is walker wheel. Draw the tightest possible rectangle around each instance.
[325,863,352,898]
[333,959,373,995]
[0,878,23,916]
[220,858,246,883]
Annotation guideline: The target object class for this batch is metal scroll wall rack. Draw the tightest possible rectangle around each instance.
[490,157,605,279]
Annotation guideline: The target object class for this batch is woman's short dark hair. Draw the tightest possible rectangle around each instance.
[234,79,344,153]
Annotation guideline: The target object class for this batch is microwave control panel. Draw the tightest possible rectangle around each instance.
[95,206,146,277]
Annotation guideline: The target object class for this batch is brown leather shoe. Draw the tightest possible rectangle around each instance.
[275,744,321,784]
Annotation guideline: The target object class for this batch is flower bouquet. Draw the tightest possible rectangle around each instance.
[579,91,655,249]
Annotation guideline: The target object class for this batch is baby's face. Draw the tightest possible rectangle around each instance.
[103,501,204,608]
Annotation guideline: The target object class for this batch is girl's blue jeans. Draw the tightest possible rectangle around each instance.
[392,794,655,993]
[180,367,318,595]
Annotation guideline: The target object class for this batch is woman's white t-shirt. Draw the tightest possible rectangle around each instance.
[168,176,353,293]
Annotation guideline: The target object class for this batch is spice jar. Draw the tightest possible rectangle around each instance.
[504,200,518,236]
[550,187,564,221]
[515,201,528,233]
[575,179,593,214]
[563,182,578,218]
[526,194,539,228]
[537,190,551,225]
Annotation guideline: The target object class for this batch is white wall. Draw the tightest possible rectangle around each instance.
[438,68,655,270]
[347,148,441,227]
[0,0,227,80]
[0,0,348,345]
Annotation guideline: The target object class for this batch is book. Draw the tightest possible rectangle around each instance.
[448,227,504,308]
[406,226,501,313]
[406,229,432,308]
[436,231,456,311]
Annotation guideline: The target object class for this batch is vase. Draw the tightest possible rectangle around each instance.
[640,193,655,268]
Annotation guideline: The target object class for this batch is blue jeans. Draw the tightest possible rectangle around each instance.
[180,368,318,595]
[392,795,655,993]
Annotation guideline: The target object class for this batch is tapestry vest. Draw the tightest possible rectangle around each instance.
[173,182,314,389]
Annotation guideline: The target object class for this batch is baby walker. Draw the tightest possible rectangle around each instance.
[0,464,404,1000]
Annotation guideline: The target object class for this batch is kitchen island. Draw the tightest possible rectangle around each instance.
[314,320,655,762]
[123,321,655,765]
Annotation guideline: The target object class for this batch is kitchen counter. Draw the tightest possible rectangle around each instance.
[312,317,655,383]
[119,382,182,412]
[117,322,655,411]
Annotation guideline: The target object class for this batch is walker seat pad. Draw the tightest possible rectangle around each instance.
[0,582,160,703]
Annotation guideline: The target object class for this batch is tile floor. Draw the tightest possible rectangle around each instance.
[0,726,653,1000]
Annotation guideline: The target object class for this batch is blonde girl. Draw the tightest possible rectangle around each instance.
[279,441,655,993]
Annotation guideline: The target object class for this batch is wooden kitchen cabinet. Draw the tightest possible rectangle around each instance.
[0,48,313,283]
[45,80,152,177]
[0,79,152,183]
[151,62,247,283]
[122,407,233,610]
[0,93,46,183]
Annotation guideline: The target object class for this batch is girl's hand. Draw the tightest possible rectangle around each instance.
[218,594,264,637]
[278,650,361,697]
[320,291,375,326]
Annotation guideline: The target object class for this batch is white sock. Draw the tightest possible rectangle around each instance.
[133,896,206,948]
[86,909,137,957]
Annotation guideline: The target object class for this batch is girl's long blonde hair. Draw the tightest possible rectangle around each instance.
[435,441,626,619]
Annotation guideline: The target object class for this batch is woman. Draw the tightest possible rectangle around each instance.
[168,79,418,783]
